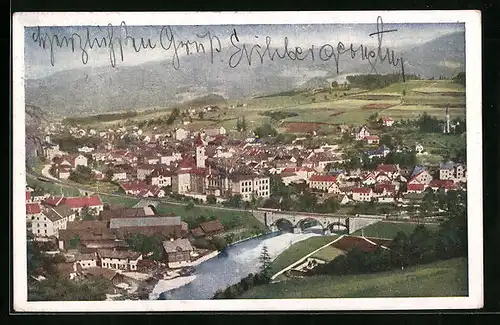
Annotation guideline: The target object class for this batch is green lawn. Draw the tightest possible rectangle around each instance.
[269,235,340,275]
[156,203,265,231]
[26,176,81,197]
[311,245,345,262]
[241,258,468,298]
[351,221,440,239]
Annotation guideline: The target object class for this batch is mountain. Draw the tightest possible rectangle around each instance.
[25,32,465,116]
[399,32,465,78]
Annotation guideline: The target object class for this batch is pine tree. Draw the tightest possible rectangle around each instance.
[258,245,272,280]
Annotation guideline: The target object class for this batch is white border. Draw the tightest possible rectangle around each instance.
[12,10,483,312]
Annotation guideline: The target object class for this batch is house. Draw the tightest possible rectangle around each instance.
[198,219,225,237]
[136,164,158,180]
[439,161,467,183]
[56,166,71,180]
[31,205,76,238]
[73,252,98,270]
[62,195,104,216]
[162,238,195,268]
[83,267,125,285]
[428,179,457,192]
[408,167,433,185]
[230,173,270,201]
[204,126,227,137]
[98,249,143,271]
[119,180,150,196]
[174,128,189,141]
[351,187,373,202]
[150,167,173,187]
[375,164,400,178]
[362,173,377,186]
[109,216,188,239]
[364,135,380,145]
[355,126,371,141]
[77,146,95,154]
[407,183,426,193]
[26,202,43,222]
[26,190,32,203]
[382,117,394,127]
[308,175,341,193]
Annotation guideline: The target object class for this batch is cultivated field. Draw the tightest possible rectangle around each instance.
[351,221,440,239]
[310,245,345,262]
[240,258,468,298]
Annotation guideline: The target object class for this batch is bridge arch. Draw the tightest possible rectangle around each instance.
[272,218,294,231]
[295,217,327,231]
[326,221,348,233]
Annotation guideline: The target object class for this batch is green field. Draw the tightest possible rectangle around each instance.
[27,175,81,197]
[269,235,340,275]
[81,79,465,132]
[99,194,140,208]
[311,245,345,262]
[351,221,440,239]
[240,258,468,298]
[156,203,265,231]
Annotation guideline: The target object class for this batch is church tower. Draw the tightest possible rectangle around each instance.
[195,133,206,168]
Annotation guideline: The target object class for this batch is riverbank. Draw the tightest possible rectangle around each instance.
[149,275,197,300]
[228,230,278,246]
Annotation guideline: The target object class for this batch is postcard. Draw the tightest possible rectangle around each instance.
[12,10,483,312]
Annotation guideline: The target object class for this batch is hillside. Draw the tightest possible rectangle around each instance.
[240,258,468,299]
[24,32,465,116]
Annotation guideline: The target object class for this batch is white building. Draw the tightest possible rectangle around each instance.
[230,174,270,201]
[31,206,76,238]
[98,249,143,271]
[175,128,189,141]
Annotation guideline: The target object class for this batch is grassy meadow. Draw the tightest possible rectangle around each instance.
[240,257,468,298]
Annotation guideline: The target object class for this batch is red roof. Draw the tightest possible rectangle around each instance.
[375,183,397,193]
[376,164,398,173]
[26,191,32,202]
[281,167,299,173]
[383,117,393,121]
[407,184,425,191]
[309,175,337,182]
[64,196,103,209]
[178,156,196,170]
[194,133,204,147]
[365,135,379,140]
[429,179,455,189]
[26,203,41,215]
[189,168,207,175]
[44,196,64,207]
[352,187,372,194]
[120,180,149,192]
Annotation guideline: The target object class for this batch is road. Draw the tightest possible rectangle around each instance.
[28,165,259,215]
[29,165,436,225]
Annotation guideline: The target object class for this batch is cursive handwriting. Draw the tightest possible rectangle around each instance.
[228,16,405,81]
[31,22,222,70]
[31,17,405,79]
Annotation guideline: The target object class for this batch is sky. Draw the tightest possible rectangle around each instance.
[24,22,464,79]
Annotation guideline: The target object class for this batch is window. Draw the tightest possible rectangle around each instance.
[44,230,47,234]
[44,223,47,227]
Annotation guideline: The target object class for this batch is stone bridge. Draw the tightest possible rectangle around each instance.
[253,209,385,234]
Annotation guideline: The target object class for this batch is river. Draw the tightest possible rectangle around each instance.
[158,226,327,300]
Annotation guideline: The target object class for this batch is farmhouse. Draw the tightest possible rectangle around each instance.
[162,238,195,268]
[308,175,341,193]
[98,249,143,271]
[351,187,374,202]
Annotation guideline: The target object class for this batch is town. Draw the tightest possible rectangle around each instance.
[25,85,468,300]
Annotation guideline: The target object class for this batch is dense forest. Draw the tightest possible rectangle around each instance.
[63,111,139,125]
[346,73,421,90]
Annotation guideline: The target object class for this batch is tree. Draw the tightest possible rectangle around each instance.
[185,202,195,211]
[224,194,243,208]
[331,81,339,88]
[68,235,81,249]
[259,245,272,279]
[254,123,277,138]
[68,165,94,184]
[198,111,205,120]
[206,195,217,205]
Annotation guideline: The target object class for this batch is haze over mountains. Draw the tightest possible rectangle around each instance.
[25,32,465,116]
